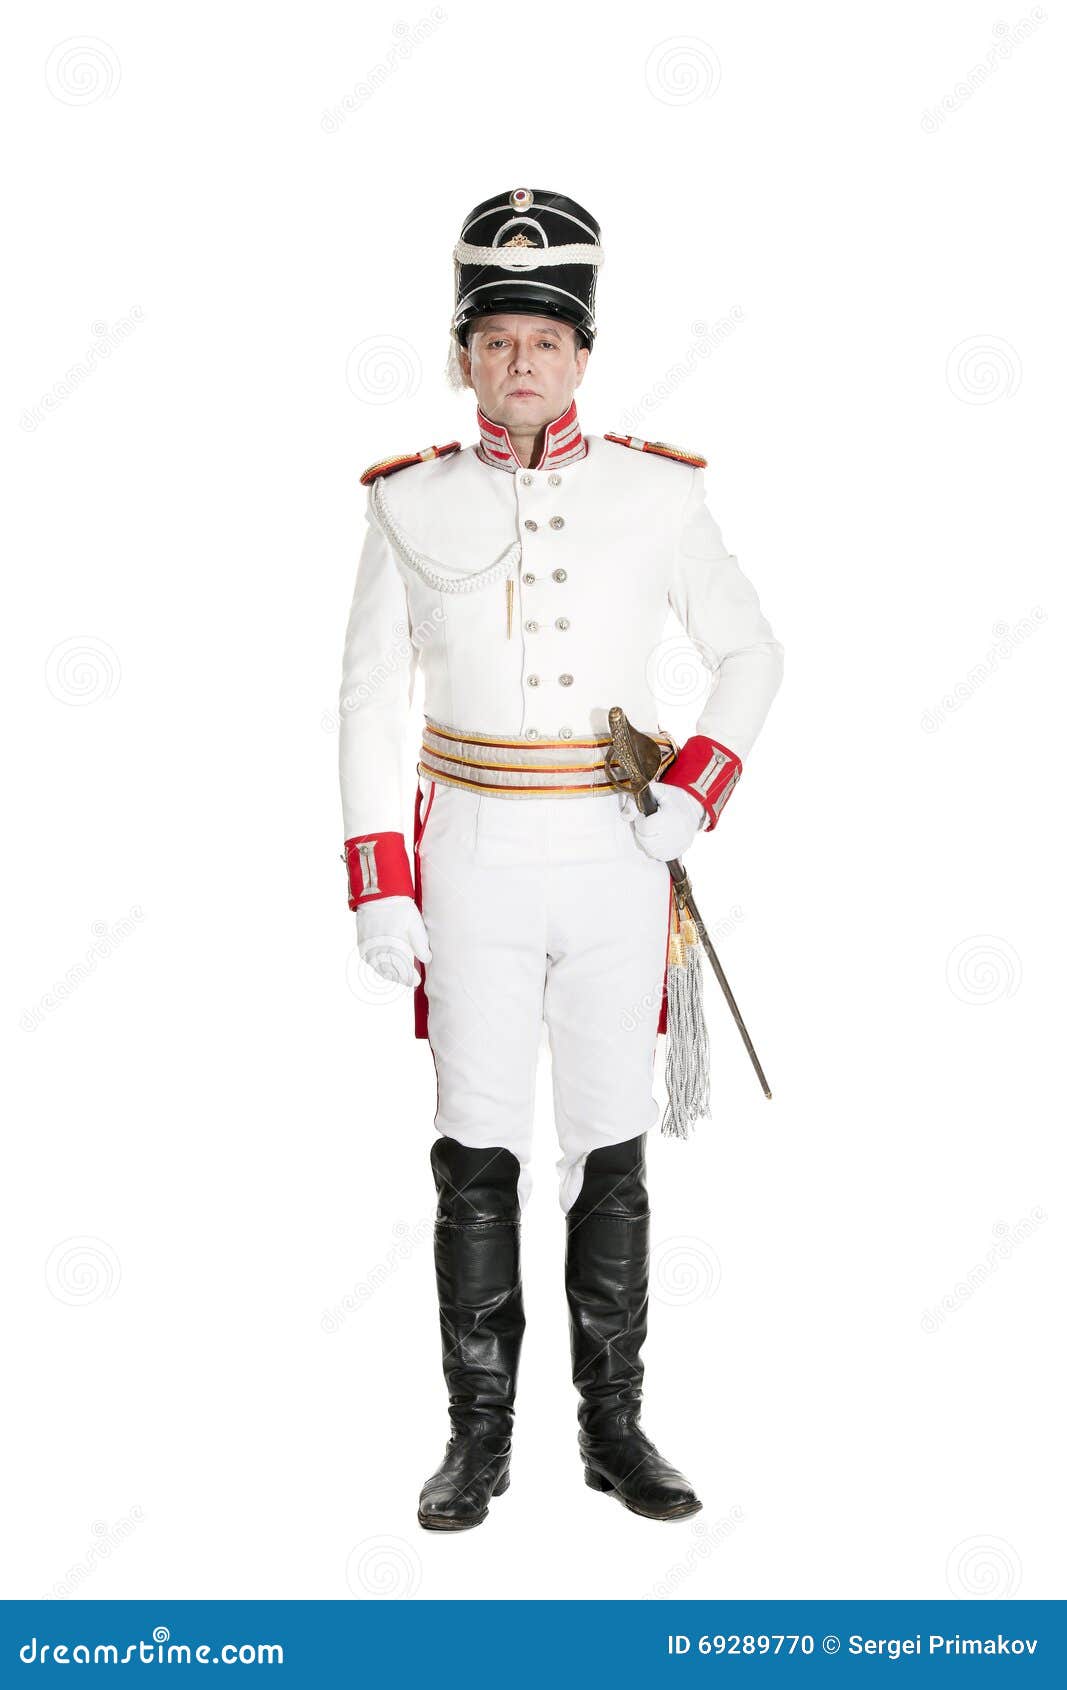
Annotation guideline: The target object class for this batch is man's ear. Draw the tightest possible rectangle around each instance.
[574,344,590,388]
[458,342,473,389]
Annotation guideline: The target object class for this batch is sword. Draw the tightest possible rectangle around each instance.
[606,705,772,1101]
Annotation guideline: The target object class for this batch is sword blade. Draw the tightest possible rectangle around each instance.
[669,865,773,1099]
[605,704,772,1101]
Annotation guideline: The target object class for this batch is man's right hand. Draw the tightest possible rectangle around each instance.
[355,894,432,989]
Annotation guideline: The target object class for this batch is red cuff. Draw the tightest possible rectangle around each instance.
[343,831,415,910]
[661,736,742,831]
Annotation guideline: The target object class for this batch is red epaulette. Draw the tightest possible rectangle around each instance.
[359,441,461,487]
[604,433,707,469]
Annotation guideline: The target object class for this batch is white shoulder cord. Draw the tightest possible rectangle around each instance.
[371,476,520,595]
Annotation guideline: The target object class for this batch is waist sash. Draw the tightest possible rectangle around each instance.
[419,716,677,798]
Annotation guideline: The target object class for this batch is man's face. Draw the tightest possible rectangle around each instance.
[459,314,589,432]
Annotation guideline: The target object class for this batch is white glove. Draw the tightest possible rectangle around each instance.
[355,895,432,989]
[620,781,705,862]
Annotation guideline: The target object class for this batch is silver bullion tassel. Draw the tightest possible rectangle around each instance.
[661,894,711,1138]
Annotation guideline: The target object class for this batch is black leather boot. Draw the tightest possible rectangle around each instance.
[418,1137,524,1531]
[565,1133,702,1521]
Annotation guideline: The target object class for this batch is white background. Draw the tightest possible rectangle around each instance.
[3,1,1063,1603]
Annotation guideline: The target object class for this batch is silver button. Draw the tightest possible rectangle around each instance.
[552,568,567,583]
[523,572,535,584]
[524,519,538,532]
[548,474,562,487]
[525,727,539,739]
[549,516,565,530]
[525,620,539,633]
[559,725,573,738]
[556,617,570,630]
[559,673,573,686]
[527,674,540,687]
[520,473,534,486]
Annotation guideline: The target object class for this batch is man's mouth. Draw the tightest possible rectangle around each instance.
[508,389,539,397]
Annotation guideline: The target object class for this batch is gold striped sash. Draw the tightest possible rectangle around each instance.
[419,716,676,798]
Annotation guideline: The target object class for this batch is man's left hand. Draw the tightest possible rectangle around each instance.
[619,781,705,862]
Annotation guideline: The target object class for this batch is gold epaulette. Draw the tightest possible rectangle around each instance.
[604,433,707,469]
[359,441,461,487]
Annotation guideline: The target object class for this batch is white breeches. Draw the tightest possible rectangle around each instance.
[416,774,672,1213]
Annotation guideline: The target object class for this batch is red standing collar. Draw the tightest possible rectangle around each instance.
[475,398,587,473]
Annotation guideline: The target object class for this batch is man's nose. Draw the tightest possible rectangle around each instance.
[509,347,534,371]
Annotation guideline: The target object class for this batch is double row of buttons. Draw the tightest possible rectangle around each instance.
[522,552,568,686]
[518,471,572,737]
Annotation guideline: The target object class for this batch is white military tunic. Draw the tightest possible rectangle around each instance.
[338,401,783,1210]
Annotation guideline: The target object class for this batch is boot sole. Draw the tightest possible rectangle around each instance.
[584,1466,703,1522]
[417,1467,510,1531]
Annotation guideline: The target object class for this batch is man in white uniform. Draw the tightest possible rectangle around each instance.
[338,189,783,1530]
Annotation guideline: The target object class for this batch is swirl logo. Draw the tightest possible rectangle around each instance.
[45,37,121,105]
[651,1236,722,1306]
[946,1534,1022,1598]
[152,1627,170,1644]
[46,637,121,706]
[345,944,411,1007]
[45,1237,122,1306]
[946,935,1021,1005]
[946,337,1022,404]
[645,37,722,105]
[345,1535,422,1598]
[645,636,711,709]
[346,336,422,405]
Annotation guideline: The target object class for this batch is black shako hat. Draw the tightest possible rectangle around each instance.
[451,187,603,351]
